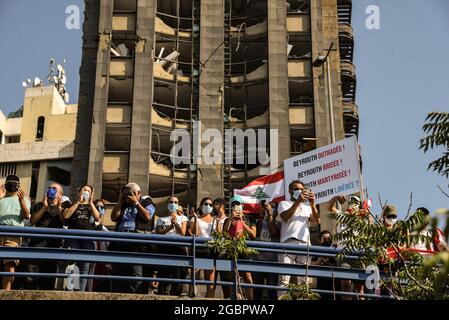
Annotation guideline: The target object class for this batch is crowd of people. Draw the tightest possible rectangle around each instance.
[0,174,447,299]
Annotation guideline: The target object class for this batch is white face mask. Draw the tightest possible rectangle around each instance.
[385,218,397,226]
[202,204,213,214]
[82,191,90,201]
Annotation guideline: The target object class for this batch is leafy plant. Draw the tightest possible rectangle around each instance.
[278,282,321,300]
[206,231,258,299]
[329,209,449,300]
[420,111,449,178]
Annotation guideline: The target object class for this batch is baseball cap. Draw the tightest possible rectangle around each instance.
[230,195,243,205]
[382,204,397,217]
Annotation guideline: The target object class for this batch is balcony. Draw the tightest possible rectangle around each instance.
[337,0,352,24]
[343,101,359,137]
[339,23,354,62]
[340,61,357,102]
[286,14,310,33]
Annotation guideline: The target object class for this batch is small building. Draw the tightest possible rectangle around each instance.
[0,86,77,201]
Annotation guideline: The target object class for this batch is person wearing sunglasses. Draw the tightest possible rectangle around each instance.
[189,197,218,298]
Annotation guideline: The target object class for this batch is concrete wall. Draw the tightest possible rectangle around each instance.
[128,0,156,195]
[196,0,225,204]
[268,0,291,169]
[71,0,102,197]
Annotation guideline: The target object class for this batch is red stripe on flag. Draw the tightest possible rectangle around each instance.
[243,196,285,214]
[243,171,284,187]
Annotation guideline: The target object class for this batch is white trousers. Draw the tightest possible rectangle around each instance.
[278,238,310,297]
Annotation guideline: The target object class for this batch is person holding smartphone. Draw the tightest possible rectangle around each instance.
[276,180,320,296]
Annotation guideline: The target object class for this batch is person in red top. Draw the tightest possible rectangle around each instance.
[408,207,448,256]
[223,195,257,300]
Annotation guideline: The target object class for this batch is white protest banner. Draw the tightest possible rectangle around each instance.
[283,136,361,205]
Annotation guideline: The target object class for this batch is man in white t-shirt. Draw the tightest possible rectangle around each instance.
[276,180,320,293]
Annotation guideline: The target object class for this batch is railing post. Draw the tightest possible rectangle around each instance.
[231,259,238,300]
[191,235,197,297]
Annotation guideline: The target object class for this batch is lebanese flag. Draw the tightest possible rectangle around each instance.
[234,171,285,214]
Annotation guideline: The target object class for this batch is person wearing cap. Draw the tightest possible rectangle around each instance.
[408,207,448,255]
[26,182,71,290]
[223,195,257,300]
[0,175,31,290]
[110,182,155,293]
[253,200,281,300]
[327,194,371,299]
[276,180,319,295]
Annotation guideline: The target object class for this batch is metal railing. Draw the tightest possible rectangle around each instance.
[0,226,394,300]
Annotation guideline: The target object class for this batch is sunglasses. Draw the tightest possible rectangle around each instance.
[203,203,213,207]
[385,215,397,219]
[293,188,304,191]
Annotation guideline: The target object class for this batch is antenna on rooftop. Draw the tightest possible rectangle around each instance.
[21,58,70,103]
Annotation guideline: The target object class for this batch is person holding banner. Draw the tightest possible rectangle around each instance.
[276,180,320,296]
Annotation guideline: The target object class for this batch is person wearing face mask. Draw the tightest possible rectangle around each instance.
[110,182,155,293]
[276,180,320,296]
[0,175,31,290]
[327,195,371,300]
[155,196,189,296]
[61,184,100,291]
[312,230,342,299]
[253,201,280,300]
[188,197,218,297]
[223,195,257,300]
[25,182,71,290]
[212,198,227,233]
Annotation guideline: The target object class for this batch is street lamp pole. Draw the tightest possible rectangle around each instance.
[313,42,335,143]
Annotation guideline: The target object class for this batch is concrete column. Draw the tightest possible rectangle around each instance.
[128,0,156,195]
[86,0,113,193]
[36,161,48,200]
[196,0,225,204]
[71,0,102,196]
[311,0,345,233]
[268,0,291,169]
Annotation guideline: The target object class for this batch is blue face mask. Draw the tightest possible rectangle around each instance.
[97,206,105,216]
[292,190,302,200]
[168,203,178,213]
[47,188,57,200]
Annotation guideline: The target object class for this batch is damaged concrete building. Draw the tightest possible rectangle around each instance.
[72,0,359,228]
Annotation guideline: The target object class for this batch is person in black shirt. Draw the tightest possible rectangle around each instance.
[62,184,100,291]
[25,182,71,290]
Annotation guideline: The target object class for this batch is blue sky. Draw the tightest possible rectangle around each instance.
[0,1,448,219]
